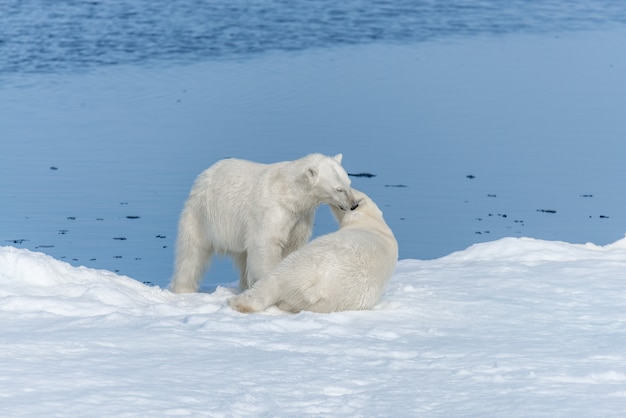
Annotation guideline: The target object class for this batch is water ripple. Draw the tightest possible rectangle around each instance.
[2,0,626,74]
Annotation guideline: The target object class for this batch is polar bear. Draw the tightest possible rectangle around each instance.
[170,153,358,293]
[228,189,398,313]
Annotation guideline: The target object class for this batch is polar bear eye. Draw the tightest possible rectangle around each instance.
[335,187,344,193]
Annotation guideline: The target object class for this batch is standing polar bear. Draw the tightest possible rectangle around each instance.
[170,153,358,293]
[229,189,398,313]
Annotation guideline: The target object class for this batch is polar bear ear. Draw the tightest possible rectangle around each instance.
[303,166,319,185]
[333,153,343,164]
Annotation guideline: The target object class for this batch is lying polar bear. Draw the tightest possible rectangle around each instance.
[229,189,398,313]
[170,153,358,293]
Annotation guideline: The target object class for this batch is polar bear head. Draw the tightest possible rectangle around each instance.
[300,153,358,212]
[329,188,385,227]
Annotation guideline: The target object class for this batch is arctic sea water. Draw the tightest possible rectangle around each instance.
[2,0,626,288]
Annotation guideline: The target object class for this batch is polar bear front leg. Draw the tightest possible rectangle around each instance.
[233,252,248,291]
[244,236,285,289]
[283,211,314,257]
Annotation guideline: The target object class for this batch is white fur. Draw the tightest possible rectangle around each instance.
[170,153,357,293]
[229,189,398,313]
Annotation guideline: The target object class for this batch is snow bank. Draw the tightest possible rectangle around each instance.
[0,246,227,318]
[1,237,626,416]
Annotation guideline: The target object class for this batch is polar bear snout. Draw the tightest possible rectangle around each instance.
[337,193,359,212]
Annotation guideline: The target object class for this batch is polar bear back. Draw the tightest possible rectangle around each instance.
[187,158,273,252]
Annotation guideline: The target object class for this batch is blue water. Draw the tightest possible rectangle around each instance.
[2,0,626,74]
[2,1,626,289]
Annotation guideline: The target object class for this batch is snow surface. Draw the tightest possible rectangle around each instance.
[2,237,626,417]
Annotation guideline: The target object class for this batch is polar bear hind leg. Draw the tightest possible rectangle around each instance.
[229,275,281,313]
[171,206,214,293]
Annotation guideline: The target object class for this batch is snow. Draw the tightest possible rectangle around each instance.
[2,237,626,416]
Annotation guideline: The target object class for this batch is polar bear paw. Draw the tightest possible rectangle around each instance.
[228,293,267,313]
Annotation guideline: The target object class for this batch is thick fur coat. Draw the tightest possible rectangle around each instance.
[170,153,357,293]
[229,189,398,313]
